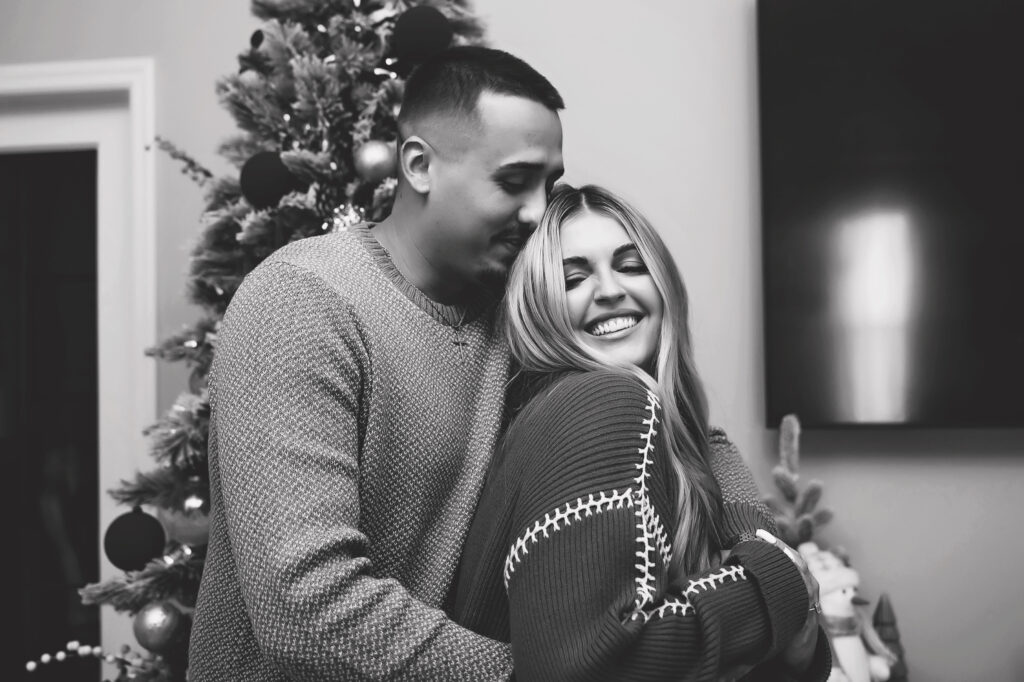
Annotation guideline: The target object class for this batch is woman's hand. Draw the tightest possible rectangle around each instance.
[755,529,821,672]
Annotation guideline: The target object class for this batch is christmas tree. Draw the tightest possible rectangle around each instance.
[25,1,486,680]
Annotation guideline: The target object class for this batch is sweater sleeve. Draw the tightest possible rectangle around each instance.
[708,427,779,546]
[209,262,511,680]
[707,430,832,682]
[501,372,808,682]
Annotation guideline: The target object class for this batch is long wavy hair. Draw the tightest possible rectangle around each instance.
[503,183,724,576]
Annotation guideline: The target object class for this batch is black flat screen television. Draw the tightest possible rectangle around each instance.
[758,0,1024,428]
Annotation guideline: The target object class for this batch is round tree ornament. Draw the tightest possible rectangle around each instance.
[132,601,185,654]
[239,151,304,209]
[353,140,397,183]
[391,6,453,64]
[103,507,166,572]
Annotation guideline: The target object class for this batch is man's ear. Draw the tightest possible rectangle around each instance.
[399,136,432,195]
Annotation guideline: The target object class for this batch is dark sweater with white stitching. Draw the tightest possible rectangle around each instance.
[453,370,831,681]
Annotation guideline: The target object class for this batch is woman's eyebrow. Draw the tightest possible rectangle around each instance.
[562,244,637,267]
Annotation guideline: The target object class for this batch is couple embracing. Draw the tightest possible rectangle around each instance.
[188,45,830,681]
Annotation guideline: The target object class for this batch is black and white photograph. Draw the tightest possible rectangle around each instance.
[2,1,1021,680]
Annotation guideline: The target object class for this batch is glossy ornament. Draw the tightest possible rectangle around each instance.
[132,602,184,654]
[353,140,397,183]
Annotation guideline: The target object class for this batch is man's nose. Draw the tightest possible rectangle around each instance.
[517,187,548,230]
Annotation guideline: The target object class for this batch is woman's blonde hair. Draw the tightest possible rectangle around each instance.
[503,183,724,576]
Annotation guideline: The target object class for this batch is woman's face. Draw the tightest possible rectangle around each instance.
[560,211,664,371]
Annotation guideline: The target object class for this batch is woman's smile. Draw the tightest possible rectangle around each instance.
[586,313,643,337]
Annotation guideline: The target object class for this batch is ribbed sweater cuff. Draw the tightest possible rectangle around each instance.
[726,540,809,658]
[748,625,833,681]
[720,502,771,546]
[801,626,833,682]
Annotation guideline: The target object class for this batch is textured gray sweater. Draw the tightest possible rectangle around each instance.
[188,224,514,680]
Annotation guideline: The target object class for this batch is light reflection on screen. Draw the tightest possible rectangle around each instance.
[830,210,918,423]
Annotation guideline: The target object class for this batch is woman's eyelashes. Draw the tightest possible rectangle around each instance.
[562,256,649,290]
[614,246,648,273]
[564,272,586,290]
[616,257,648,274]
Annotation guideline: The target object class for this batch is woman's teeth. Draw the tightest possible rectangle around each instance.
[589,315,640,337]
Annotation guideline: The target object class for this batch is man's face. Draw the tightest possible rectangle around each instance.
[425,91,564,293]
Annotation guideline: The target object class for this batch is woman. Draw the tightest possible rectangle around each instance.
[453,184,830,680]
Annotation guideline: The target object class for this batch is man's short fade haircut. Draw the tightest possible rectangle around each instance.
[397,45,565,132]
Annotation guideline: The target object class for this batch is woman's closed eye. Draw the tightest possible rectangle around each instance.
[616,259,648,275]
[564,270,588,290]
[610,249,651,274]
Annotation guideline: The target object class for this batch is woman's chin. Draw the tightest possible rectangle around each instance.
[581,341,647,371]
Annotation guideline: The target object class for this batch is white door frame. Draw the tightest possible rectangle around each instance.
[0,58,157,663]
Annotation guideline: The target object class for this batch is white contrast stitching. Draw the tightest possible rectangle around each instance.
[644,597,695,621]
[503,387,750,626]
[631,390,662,611]
[682,565,747,598]
[504,488,633,588]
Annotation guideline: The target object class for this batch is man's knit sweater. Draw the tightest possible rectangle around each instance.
[454,370,831,681]
[188,224,514,680]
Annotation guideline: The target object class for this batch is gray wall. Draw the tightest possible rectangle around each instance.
[3,1,1023,679]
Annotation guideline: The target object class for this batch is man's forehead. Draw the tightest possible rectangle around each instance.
[474,91,560,132]
[473,92,563,163]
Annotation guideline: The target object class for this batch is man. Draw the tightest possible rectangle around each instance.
[188,46,564,680]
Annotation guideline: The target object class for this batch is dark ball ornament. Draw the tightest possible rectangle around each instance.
[391,5,453,63]
[103,507,166,572]
[240,151,305,209]
[133,601,185,654]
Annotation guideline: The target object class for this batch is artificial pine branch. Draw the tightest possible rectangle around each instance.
[217,134,266,169]
[145,318,218,370]
[236,209,277,246]
[110,467,207,510]
[217,71,291,141]
[281,147,335,181]
[80,550,204,613]
[192,202,250,255]
[152,136,214,186]
[370,177,398,220]
[141,392,211,470]
[252,0,365,23]
[763,414,834,546]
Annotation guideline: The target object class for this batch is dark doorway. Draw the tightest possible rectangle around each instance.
[1,149,100,679]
